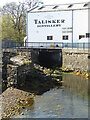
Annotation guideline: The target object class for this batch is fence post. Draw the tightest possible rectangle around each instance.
[62,42,63,48]
[83,43,85,49]
[72,42,73,49]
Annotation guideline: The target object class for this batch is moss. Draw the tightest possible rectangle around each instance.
[51,74,61,78]
[60,66,74,73]
[22,60,32,65]
[53,70,61,74]
[23,56,27,58]
[43,69,53,75]
[74,70,89,79]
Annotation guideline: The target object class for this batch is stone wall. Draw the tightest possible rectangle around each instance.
[2,49,33,89]
[2,49,18,90]
[7,62,33,88]
[62,48,90,72]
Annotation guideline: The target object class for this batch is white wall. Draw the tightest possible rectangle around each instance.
[73,9,88,43]
[27,11,72,44]
[27,9,88,45]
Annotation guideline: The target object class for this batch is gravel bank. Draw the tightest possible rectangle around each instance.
[0,88,34,119]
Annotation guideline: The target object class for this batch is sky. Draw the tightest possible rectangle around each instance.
[0,0,89,7]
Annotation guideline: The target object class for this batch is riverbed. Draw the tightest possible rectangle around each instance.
[13,73,89,118]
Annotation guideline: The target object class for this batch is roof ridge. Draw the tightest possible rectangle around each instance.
[44,2,88,7]
[28,2,90,12]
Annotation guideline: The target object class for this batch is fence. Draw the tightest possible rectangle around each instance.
[2,41,90,49]
[2,40,24,48]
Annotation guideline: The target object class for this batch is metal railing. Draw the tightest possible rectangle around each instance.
[23,42,90,49]
[2,41,24,49]
[2,41,90,49]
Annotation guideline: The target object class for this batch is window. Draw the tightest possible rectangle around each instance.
[62,35,68,40]
[86,33,90,38]
[47,36,53,40]
[79,35,85,39]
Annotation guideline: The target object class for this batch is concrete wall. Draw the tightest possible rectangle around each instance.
[62,48,90,72]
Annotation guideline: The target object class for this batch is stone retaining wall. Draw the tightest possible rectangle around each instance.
[2,49,33,89]
[62,49,90,72]
[7,63,33,87]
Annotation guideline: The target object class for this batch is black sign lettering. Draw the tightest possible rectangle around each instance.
[61,19,65,23]
[38,21,41,24]
[34,19,65,27]
[57,20,60,23]
[34,19,38,24]
[52,20,56,23]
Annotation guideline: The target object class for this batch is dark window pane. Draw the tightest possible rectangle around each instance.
[62,35,68,40]
[79,35,85,39]
[47,36,53,40]
[86,33,90,38]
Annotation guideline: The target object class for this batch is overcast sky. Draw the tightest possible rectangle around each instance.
[0,0,89,7]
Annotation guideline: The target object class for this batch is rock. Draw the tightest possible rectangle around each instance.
[56,79,60,82]
[53,70,60,74]
[21,112,24,115]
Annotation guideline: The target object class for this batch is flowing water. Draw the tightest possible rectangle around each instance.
[14,73,89,118]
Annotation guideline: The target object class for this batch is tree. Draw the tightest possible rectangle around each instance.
[1,0,44,41]
[1,15,19,40]
[2,2,27,41]
[0,7,2,42]
[22,0,44,9]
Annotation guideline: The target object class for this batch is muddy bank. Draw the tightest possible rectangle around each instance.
[1,88,34,118]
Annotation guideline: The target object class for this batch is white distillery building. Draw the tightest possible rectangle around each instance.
[26,2,90,48]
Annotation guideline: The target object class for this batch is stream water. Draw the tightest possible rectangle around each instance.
[14,73,89,119]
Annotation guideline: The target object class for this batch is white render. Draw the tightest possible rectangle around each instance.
[26,2,90,47]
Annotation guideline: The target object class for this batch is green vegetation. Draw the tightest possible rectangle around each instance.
[1,0,41,41]
[22,60,32,65]
[1,15,19,40]
[1,2,26,41]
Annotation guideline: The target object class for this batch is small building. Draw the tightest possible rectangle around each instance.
[26,2,90,47]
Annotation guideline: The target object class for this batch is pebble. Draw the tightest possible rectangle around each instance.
[21,112,24,115]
